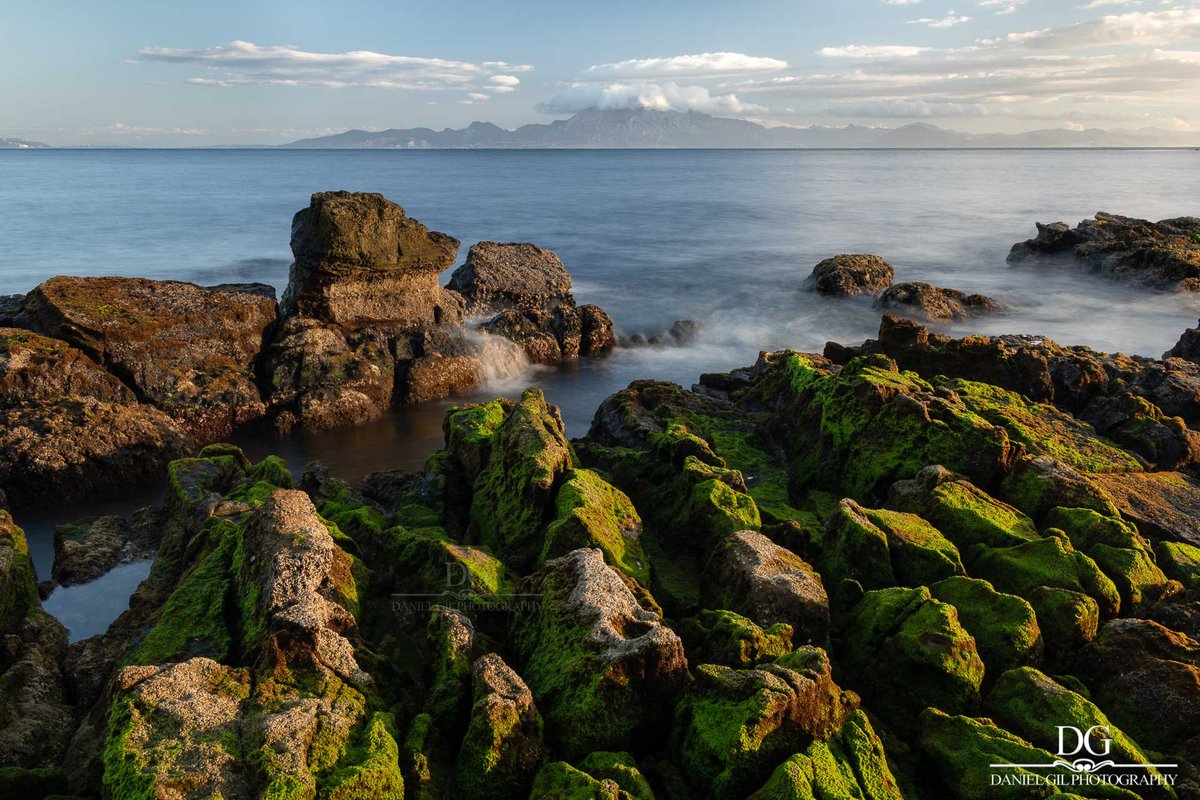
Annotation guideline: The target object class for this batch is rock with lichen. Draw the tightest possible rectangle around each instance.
[806,254,894,297]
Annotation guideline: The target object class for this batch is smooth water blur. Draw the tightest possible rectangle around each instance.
[2,148,1198,639]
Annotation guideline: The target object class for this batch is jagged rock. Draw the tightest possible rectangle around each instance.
[17,276,277,440]
[1166,320,1200,362]
[1027,586,1100,655]
[671,647,858,799]
[1072,618,1200,754]
[511,548,689,759]
[282,191,463,329]
[1009,212,1200,291]
[480,309,562,364]
[52,507,162,586]
[455,653,543,800]
[1092,471,1200,547]
[702,530,829,645]
[929,576,1042,677]
[0,328,191,507]
[0,510,76,771]
[449,242,574,316]
[838,586,984,731]
[874,281,1003,322]
[0,295,23,327]
[580,304,617,355]
[678,609,794,668]
[807,254,894,297]
[541,468,648,584]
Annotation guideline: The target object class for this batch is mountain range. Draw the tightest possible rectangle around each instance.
[280,108,1200,150]
[0,138,51,149]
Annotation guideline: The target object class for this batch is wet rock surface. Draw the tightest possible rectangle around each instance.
[807,254,894,297]
[1009,212,1200,291]
[874,280,1003,322]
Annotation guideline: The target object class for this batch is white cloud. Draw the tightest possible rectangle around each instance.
[1076,0,1142,8]
[979,0,1027,14]
[818,45,935,57]
[580,52,787,80]
[908,10,973,27]
[883,0,921,4]
[137,40,531,100]
[998,9,1200,49]
[538,81,764,114]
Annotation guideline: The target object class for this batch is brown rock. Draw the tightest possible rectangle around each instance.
[579,304,615,356]
[448,242,574,316]
[18,276,276,440]
[282,191,463,329]
[455,653,543,800]
[874,281,1003,322]
[52,507,162,586]
[807,254,894,297]
[1092,471,1200,547]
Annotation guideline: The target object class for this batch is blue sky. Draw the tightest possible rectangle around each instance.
[3,0,1198,145]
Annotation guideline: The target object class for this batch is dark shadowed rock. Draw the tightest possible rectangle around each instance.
[0,295,23,327]
[1166,319,1200,362]
[874,281,1003,322]
[281,191,463,329]
[455,653,543,800]
[449,242,573,316]
[17,276,277,440]
[1009,212,1200,292]
[807,254,894,297]
[52,507,162,586]
[579,304,616,356]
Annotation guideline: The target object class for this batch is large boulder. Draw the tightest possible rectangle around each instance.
[0,328,191,507]
[806,254,894,297]
[17,276,277,440]
[1009,212,1200,292]
[511,548,689,760]
[874,281,1003,322]
[454,653,543,800]
[52,508,161,586]
[449,242,574,316]
[282,191,463,329]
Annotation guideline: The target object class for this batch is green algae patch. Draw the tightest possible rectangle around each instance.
[1027,587,1101,656]
[165,453,244,515]
[930,576,1042,676]
[1157,540,1200,591]
[1046,507,1169,612]
[838,586,984,731]
[969,536,1122,617]
[0,510,40,631]
[576,751,655,800]
[936,377,1143,475]
[542,468,649,584]
[922,480,1040,551]
[320,712,405,800]
[679,609,794,668]
[747,710,904,800]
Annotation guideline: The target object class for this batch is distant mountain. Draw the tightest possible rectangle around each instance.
[280,109,1200,150]
[0,138,50,149]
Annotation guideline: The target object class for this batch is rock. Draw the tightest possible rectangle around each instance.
[282,191,463,329]
[449,242,574,316]
[529,759,648,800]
[837,586,984,731]
[746,710,904,800]
[424,607,479,730]
[480,309,562,364]
[205,281,278,300]
[401,327,490,405]
[541,468,648,584]
[580,304,616,356]
[455,653,543,800]
[1027,586,1100,655]
[0,328,191,507]
[874,281,1003,322]
[1166,320,1200,362]
[1157,540,1200,592]
[702,530,829,645]
[807,254,894,297]
[18,276,277,440]
[52,507,162,586]
[929,576,1042,677]
[678,609,794,668]
[0,295,23,327]
[670,646,858,799]
[511,548,689,759]
[1009,212,1200,292]
[1091,471,1200,547]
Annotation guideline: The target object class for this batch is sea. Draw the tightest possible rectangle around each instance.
[2,147,1198,639]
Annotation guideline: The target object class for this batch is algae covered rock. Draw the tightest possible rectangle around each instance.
[970,535,1121,617]
[806,254,894,297]
[747,710,904,800]
[455,653,543,800]
[838,586,984,730]
[930,576,1042,677]
[1157,540,1200,591]
[678,609,794,668]
[1047,506,1172,612]
[703,530,829,646]
[671,647,858,799]
[875,281,1002,322]
[1027,586,1101,655]
[511,548,688,760]
[542,468,648,585]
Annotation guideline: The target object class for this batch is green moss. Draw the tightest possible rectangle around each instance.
[930,576,1041,676]
[820,500,896,594]
[576,752,655,800]
[0,511,40,632]
[0,766,68,799]
[1027,587,1100,655]
[918,708,1139,800]
[923,481,1040,551]
[166,454,244,515]
[839,587,984,731]
[198,442,252,467]
[682,477,761,543]
[1044,507,1167,611]
[867,506,964,586]
[937,377,1142,475]
[542,469,649,585]
[246,455,295,489]
[101,697,157,800]
[969,536,1121,617]
[999,456,1120,522]
[679,609,794,668]
[321,712,405,800]
[1156,540,1200,591]
[528,762,630,799]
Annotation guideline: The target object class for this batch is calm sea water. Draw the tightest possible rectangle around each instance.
[3,148,1198,638]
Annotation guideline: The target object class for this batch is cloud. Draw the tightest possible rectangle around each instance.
[993,9,1200,49]
[580,52,787,80]
[137,40,531,100]
[1076,0,1141,8]
[818,45,935,57]
[908,10,973,27]
[883,0,921,4]
[538,81,764,114]
[978,0,1026,14]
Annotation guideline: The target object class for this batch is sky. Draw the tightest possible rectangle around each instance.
[2,0,1199,146]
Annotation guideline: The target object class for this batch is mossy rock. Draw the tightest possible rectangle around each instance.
[772,353,1014,500]
[321,712,406,800]
[1027,587,1101,656]
[838,586,984,731]
[542,468,649,585]
[1046,507,1170,612]
[985,667,1172,795]
[528,761,638,799]
[0,766,68,798]
[930,576,1042,677]
[165,453,244,515]
[454,654,543,800]
[670,648,857,800]
[920,480,1040,552]
[820,500,896,594]
[969,536,1121,617]
[0,510,41,633]
[575,752,655,800]
[1156,540,1200,592]
[383,525,514,603]
[678,609,794,668]
[999,455,1121,523]
[746,710,904,800]
[867,506,964,586]
[917,708,1140,800]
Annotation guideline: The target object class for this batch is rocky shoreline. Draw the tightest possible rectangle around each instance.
[3,208,1200,799]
